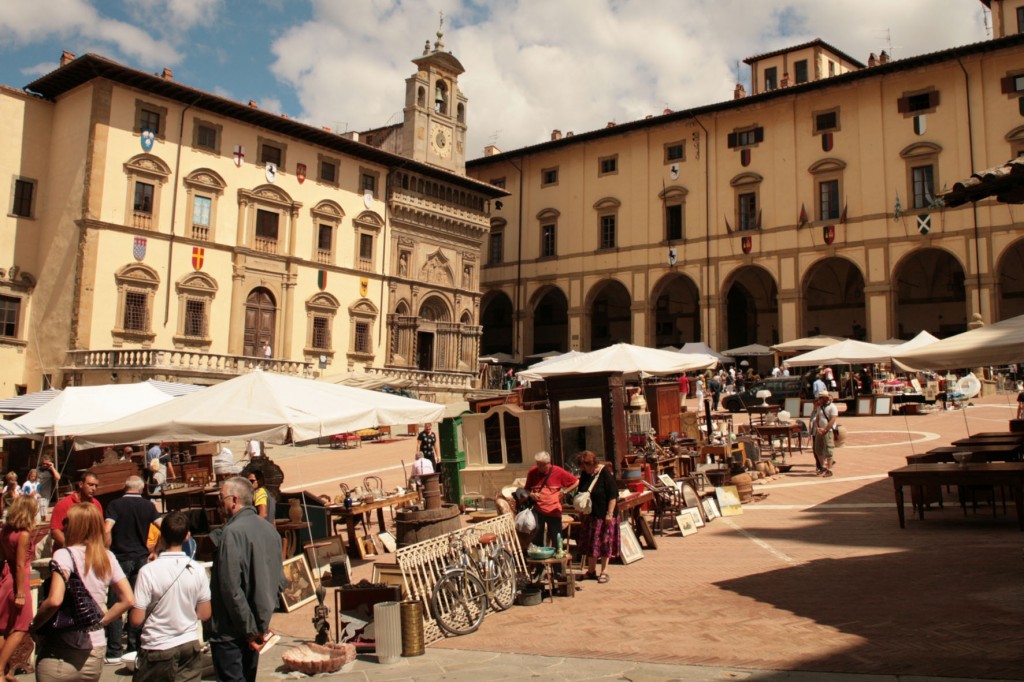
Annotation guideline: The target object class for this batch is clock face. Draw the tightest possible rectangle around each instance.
[431,126,452,159]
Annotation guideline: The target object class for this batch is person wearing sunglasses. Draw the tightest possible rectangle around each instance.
[248,471,275,524]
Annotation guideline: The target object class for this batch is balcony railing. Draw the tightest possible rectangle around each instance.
[316,249,332,264]
[65,348,314,380]
[368,366,474,392]
[191,224,209,241]
[132,212,153,230]
[357,257,373,272]
[254,236,278,254]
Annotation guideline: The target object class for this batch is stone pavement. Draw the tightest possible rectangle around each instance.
[85,394,1024,680]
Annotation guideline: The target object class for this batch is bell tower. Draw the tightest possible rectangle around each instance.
[402,16,468,174]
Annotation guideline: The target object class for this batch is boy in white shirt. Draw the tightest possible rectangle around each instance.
[129,511,212,682]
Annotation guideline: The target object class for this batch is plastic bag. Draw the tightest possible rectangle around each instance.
[514,507,536,533]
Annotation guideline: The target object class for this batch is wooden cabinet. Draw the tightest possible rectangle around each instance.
[645,382,681,440]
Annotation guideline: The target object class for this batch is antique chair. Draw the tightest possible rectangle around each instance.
[640,479,686,536]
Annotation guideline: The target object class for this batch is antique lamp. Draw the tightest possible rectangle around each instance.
[756,389,772,408]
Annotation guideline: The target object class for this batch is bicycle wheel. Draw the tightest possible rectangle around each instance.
[486,549,517,611]
[431,570,488,636]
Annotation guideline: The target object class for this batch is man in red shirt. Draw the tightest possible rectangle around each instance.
[677,374,690,406]
[50,469,102,549]
[523,451,578,547]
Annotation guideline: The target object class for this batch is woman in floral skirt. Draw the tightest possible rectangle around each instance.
[574,451,619,584]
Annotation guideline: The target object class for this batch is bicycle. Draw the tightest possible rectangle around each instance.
[430,528,518,636]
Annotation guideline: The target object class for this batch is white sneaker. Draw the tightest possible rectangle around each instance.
[104,657,123,666]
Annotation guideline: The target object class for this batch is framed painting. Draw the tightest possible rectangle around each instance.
[682,506,704,528]
[801,401,815,418]
[874,396,892,416]
[715,485,743,516]
[701,497,719,521]
[280,555,317,612]
[856,397,873,416]
[618,521,644,564]
[657,473,677,489]
[783,397,801,417]
[675,512,698,536]
[370,562,407,598]
[378,531,397,554]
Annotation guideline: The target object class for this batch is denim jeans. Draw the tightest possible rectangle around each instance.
[105,554,145,658]
[211,638,259,682]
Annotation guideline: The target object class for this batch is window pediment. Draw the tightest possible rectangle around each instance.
[1006,125,1024,142]
[349,298,378,316]
[311,200,345,222]
[490,217,507,230]
[115,263,160,288]
[420,251,454,287]
[730,172,763,187]
[808,158,846,174]
[183,168,226,193]
[308,292,341,312]
[124,154,171,180]
[353,210,384,231]
[900,142,942,159]
[536,208,561,221]
[593,197,621,211]
[658,185,689,201]
[175,272,218,295]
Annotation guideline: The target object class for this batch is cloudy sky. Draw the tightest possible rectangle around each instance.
[0,0,991,159]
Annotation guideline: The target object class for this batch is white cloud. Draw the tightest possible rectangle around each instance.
[123,0,223,35]
[266,0,988,159]
[0,0,181,68]
[20,61,58,77]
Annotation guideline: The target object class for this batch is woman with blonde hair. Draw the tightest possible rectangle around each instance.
[31,503,132,681]
[0,496,38,680]
[0,474,19,515]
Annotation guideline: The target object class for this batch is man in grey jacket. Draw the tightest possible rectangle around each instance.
[210,476,284,682]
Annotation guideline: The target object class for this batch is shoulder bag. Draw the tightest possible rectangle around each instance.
[36,549,105,634]
[572,465,604,514]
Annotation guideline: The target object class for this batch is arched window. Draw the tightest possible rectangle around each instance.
[311,200,345,265]
[183,168,226,241]
[434,80,449,115]
[305,292,340,357]
[123,154,171,231]
[348,299,378,359]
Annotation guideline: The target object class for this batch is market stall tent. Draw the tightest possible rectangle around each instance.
[722,343,774,357]
[13,383,175,437]
[771,336,845,353]
[891,330,940,354]
[783,339,898,368]
[893,314,1024,371]
[518,343,716,381]
[678,342,732,363]
[0,388,62,416]
[74,370,445,448]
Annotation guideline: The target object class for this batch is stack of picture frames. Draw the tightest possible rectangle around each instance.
[653,474,719,538]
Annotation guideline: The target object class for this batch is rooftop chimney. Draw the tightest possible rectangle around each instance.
[483,144,502,157]
[161,68,173,80]
[322,126,332,132]
[663,108,673,115]
[566,131,574,138]
[551,129,562,140]
[879,50,889,65]
[734,83,746,99]
[248,99,258,108]
[606,122,616,128]
[60,51,76,67]
[868,52,877,67]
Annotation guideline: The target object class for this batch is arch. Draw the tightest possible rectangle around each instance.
[592,197,621,211]
[418,294,451,323]
[997,237,1024,320]
[480,290,514,355]
[457,102,465,123]
[730,172,763,187]
[417,85,426,108]
[800,257,866,339]
[307,292,341,311]
[460,310,473,326]
[353,210,384,229]
[587,279,632,349]
[650,272,701,348]
[395,300,411,316]
[721,265,778,349]
[419,249,455,287]
[183,168,226,191]
[892,247,967,338]
[530,285,569,355]
[807,158,847,174]
[536,208,561,221]
[899,141,943,159]
[247,183,294,206]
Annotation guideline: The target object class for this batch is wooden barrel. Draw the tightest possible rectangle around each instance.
[420,472,442,510]
[394,503,461,547]
[731,472,753,503]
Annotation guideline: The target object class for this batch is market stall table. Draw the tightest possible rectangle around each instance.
[327,490,420,559]
[752,423,804,460]
[275,520,311,559]
[160,484,215,513]
[614,489,656,549]
[888,462,1024,530]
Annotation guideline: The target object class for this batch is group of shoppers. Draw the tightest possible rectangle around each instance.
[0,463,283,682]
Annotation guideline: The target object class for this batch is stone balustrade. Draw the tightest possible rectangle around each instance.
[65,348,314,379]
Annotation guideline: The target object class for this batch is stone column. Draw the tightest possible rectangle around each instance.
[228,261,246,354]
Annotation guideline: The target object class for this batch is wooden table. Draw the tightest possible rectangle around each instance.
[160,484,215,513]
[525,556,571,602]
[746,404,781,425]
[275,520,311,559]
[952,436,1024,447]
[752,423,804,459]
[888,462,1024,530]
[327,490,420,559]
[615,490,656,549]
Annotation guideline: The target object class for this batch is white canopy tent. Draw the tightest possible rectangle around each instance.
[771,335,845,353]
[678,342,733,363]
[316,370,414,391]
[891,330,941,354]
[722,343,774,357]
[783,339,899,368]
[74,370,445,448]
[894,314,1024,371]
[518,343,717,381]
[13,383,176,437]
[525,350,584,371]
